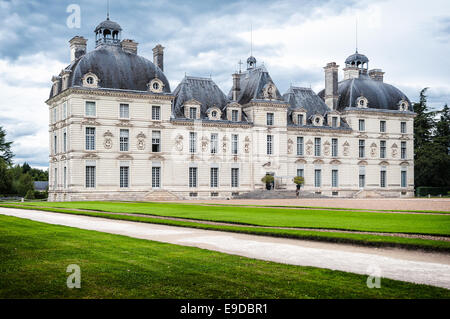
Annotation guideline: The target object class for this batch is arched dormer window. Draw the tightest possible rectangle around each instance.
[82,72,99,88]
[356,96,368,108]
[398,99,409,111]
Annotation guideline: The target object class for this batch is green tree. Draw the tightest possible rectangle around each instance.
[0,159,13,195]
[413,88,434,150]
[261,174,274,190]
[15,173,34,197]
[434,104,450,151]
[293,176,305,188]
[0,126,13,165]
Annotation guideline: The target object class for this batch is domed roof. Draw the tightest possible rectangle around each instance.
[247,56,256,64]
[345,51,369,66]
[50,44,170,98]
[318,75,411,111]
[94,18,122,32]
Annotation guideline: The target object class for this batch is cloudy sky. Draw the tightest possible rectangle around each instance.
[0,0,449,169]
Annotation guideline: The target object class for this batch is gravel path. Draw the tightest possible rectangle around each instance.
[1,207,449,289]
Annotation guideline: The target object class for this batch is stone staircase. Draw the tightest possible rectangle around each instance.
[353,190,383,198]
[143,190,182,201]
[233,189,329,199]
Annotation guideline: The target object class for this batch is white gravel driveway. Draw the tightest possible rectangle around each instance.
[1,207,449,289]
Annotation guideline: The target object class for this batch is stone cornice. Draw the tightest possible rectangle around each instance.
[287,126,352,134]
[342,109,416,118]
[170,119,253,129]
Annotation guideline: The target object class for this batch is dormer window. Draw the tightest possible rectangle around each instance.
[399,100,409,111]
[332,117,338,127]
[189,107,197,119]
[356,96,368,108]
[311,114,324,126]
[82,72,99,88]
[298,114,304,125]
[232,110,239,122]
[207,107,221,120]
[148,78,164,93]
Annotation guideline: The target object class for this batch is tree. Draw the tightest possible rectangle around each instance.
[434,104,450,151]
[293,176,305,189]
[0,126,13,165]
[0,159,13,195]
[261,174,274,190]
[15,173,34,197]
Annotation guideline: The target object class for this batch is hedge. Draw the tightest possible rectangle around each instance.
[416,186,450,197]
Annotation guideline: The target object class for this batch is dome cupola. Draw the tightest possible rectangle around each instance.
[247,56,256,70]
[344,50,369,80]
[94,16,122,47]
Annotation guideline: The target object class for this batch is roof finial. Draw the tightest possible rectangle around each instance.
[250,22,253,56]
[238,60,243,73]
[355,16,358,53]
[107,0,110,20]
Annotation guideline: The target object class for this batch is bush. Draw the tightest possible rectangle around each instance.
[34,191,48,199]
[416,186,450,197]
[261,175,274,185]
[25,189,35,200]
[293,176,305,186]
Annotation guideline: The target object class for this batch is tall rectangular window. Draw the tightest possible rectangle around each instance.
[210,167,218,188]
[267,135,273,155]
[63,102,67,119]
[63,166,67,188]
[401,141,407,159]
[232,110,238,122]
[267,113,274,126]
[189,167,197,188]
[189,132,197,153]
[232,134,238,155]
[297,168,304,177]
[359,119,365,132]
[297,137,304,156]
[332,138,338,157]
[314,169,321,187]
[54,135,57,154]
[401,170,407,188]
[380,169,386,188]
[231,168,239,188]
[152,131,161,152]
[85,101,96,117]
[359,173,365,188]
[332,116,338,128]
[380,140,386,158]
[152,105,161,120]
[401,121,406,134]
[86,166,96,188]
[314,138,321,157]
[332,169,338,187]
[85,127,95,151]
[380,120,386,133]
[298,114,304,125]
[359,140,365,158]
[210,133,218,154]
[119,103,129,119]
[53,108,57,123]
[63,130,67,152]
[120,129,129,152]
[120,166,129,188]
[189,107,197,119]
[54,167,57,189]
[152,167,161,188]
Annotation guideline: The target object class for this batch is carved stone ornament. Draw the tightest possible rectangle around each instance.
[370,143,377,157]
[103,130,113,149]
[323,141,330,156]
[175,134,183,152]
[201,136,209,152]
[305,139,313,156]
[263,82,277,100]
[222,136,228,153]
[287,138,293,154]
[391,143,398,158]
[137,132,146,150]
[343,141,350,156]
[244,136,250,153]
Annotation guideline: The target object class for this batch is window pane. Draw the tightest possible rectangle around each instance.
[85,101,96,116]
[86,166,96,188]
[85,127,95,150]
[189,167,197,187]
[314,138,321,156]
[267,135,273,155]
[232,134,238,154]
[297,137,304,156]
[189,132,197,153]
[120,104,129,118]
[211,133,218,154]
[152,106,161,120]
[152,131,161,152]
[332,138,338,157]
[210,167,218,187]
[359,119,365,131]
[152,167,160,188]
[267,113,274,126]
[332,169,338,187]
[232,110,238,122]
[120,166,129,188]
[314,169,321,187]
[120,129,129,152]
[231,168,239,187]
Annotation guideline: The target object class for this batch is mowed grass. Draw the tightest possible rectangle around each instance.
[15,201,450,236]
[0,215,449,299]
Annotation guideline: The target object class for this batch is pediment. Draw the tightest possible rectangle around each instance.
[379,161,389,166]
[149,154,165,161]
[357,160,368,166]
[184,99,202,106]
[329,159,341,165]
[82,153,100,159]
[116,154,133,160]
[295,158,307,164]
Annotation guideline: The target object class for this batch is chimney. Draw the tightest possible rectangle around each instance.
[369,69,384,82]
[152,44,165,71]
[323,62,339,110]
[232,73,241,101]
[69,36,87,62]
[121,39,138,54]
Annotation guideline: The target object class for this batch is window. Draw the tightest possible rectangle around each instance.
[85,101,96,117]
[314,169,321,187]
[267,135,273,155]
[120,166,129,188]
[119,104,129,119]
[189,107,197,119]
[86,166,96,188]
[359,140,365,158]
[120,129,129,152]
[232,110,238,122]
[297,169,304,177]
[63,166,67,189]
[54,167,57,189]
[152,167,161,188]
[63,102,67,119]
[401,170,407,188]
[332,117,338,128]
[189,167,197,187]
[359,173,365,188]
[152,131,161,152]
[297,114,304,125]
[211,110,217,118]
[380,141,386,158]
[231,168,239,188]
[267,113,274,126]
[297,137,304,156]
[332,169,338,187]
[189,132,197,153]
[380,169,386,188]
[232,134,238,155]
[85,127,95,151]
[380,120,386,133]
[152,82,159,91]
[359,119,365,132]
[210,133,218,154]
[401,141,407,159]
[63,130,67,152]
[152,105,161,120]
[210,167,218,188]
[53,107,57,123]
[314,138,321,157]
[87,77,94,85]
[401,122,406,134]
[332,138,338,157]
[54,134,57,154]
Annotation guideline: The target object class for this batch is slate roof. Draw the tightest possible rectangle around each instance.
[317,74,412,111]
[34,181,49,191]
[345,51,369,65]
[50,44,170,98]
[94,19,122,32]
[228,65,283,105]
[283,86,330,118]
[172,76,229,119]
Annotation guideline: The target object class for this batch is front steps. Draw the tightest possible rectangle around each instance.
[144,190,182,201]
[234,189,329,199]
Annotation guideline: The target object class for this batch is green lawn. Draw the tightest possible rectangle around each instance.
[13,201,450,235]
[0,215,448,299]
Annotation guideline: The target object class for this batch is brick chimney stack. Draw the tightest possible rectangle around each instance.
[324,62,339,110]
[69,36,87,62]
[153,44,164,71]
